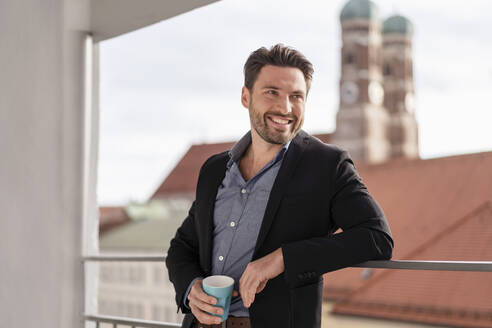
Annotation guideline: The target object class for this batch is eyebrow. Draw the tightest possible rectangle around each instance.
[262,86,305,95]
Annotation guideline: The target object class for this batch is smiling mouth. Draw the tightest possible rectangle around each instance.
[267,115,294,126]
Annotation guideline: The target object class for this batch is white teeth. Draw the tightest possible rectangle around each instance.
[271,117,289,124]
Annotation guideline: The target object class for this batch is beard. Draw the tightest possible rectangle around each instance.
[249,97,304,145]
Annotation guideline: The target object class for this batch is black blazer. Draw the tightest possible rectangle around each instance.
[166,130,393,328]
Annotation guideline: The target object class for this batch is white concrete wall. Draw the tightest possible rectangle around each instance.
[0,0,91,327]
[0,0,220,327]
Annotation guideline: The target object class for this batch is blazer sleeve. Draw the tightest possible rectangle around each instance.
[166,201,205,313]
[281,150,394,288]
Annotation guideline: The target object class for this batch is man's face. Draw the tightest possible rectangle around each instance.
[241,65,307,145]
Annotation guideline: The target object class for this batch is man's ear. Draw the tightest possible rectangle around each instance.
[241,86,250,109]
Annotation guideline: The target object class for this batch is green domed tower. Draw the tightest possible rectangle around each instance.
[383,15,413,36]
[333,0,391,164]
[340,0,379,21]
[382,14,419,160]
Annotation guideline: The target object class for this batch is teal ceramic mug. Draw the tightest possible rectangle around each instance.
[202,275,234,322]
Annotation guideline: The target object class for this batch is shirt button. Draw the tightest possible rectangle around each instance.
[218,256,224,261]
[230,221,236,227]
[241,188,247,194]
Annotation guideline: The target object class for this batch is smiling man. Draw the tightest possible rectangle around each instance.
[166,44,394,328]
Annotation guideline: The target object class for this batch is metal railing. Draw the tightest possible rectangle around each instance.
[83,255,492,271]
[85,314,180,328]
[83,255,492,327]
[353,259,492,271]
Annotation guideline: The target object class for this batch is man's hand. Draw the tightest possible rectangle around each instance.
[187,279,222,324]
[239,248,285,308]
[187,279,238,324]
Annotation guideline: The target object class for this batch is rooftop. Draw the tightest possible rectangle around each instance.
[333,202,492,327]
[150,133,331,199]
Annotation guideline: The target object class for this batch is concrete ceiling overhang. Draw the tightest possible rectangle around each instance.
[91,0,220,42]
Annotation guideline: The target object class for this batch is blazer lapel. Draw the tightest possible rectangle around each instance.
[199,154,229,273]
[252,131,309,258]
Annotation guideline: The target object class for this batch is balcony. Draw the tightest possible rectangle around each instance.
[3,1,492,328]
[83,255,492,327]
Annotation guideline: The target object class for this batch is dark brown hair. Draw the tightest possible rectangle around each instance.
[243,44,314,93]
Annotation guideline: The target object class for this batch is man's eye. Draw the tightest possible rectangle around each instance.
[267,90,277,95]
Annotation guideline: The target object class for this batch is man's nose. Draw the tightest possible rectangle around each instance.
[275,96,292,114]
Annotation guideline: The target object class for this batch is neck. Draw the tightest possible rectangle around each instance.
[238,130,284,182]
[248,129,284,164]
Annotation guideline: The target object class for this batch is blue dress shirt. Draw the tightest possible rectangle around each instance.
[184,131,290,317]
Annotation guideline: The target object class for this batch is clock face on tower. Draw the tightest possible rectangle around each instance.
[341,81,359,104]
[368,81,384,106]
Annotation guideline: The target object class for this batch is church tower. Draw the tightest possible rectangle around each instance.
[382,15,419,159]
[332,0,391,164]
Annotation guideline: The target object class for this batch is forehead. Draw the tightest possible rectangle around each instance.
[254,65,306,92]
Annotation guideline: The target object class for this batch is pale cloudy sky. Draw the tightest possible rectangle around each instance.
[98,0,492,205]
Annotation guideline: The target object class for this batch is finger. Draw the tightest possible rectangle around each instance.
[249,293,256,307]
[239,273,251,298]
[242,280,259,308]
[239,287,248,308]
[239,281,249,307]
[232,290,239,297]
[190,297,224,315]
[190,304,222,325]
[191,286,218,305]
[256,280,267,293]
[239,269,257,307]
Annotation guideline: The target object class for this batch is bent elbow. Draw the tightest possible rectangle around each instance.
[374,231,394,260]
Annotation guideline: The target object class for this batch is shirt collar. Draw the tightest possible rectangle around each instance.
[227,131,291,169]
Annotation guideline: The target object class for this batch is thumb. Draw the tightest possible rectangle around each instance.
[256,280,267,294]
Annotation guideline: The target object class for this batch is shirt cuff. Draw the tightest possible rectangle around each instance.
[183,277,204,309]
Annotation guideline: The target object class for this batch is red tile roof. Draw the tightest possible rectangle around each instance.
[332,202,492,328]
[99,206,131,234]
[150,133,332,199]
[150,141,235,199]
[323,151,492,302]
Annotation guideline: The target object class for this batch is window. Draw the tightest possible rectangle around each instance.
[384,63,391,76]
[154,265,165,285]
[345,53,355,65]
